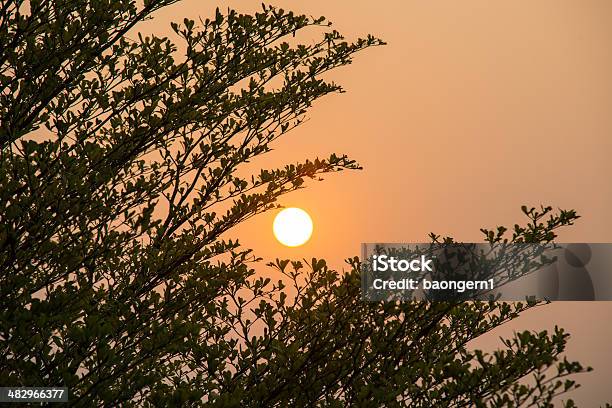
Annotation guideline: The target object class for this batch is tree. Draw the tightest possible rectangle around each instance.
[0,2,596,406]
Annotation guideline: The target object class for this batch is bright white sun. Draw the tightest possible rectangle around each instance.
[273,207,313,247]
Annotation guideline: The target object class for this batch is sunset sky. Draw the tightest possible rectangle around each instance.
[142,1,612,403]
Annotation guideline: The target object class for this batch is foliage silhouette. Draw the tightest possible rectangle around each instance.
[0,1,599,406]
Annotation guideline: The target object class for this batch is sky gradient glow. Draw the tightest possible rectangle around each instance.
[142,2,612,403]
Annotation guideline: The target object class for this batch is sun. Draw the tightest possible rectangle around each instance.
[273,207,313,247]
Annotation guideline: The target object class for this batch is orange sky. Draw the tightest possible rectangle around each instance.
[142,1,612,403]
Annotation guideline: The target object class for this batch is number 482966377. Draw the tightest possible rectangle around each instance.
[7,388,64,399]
